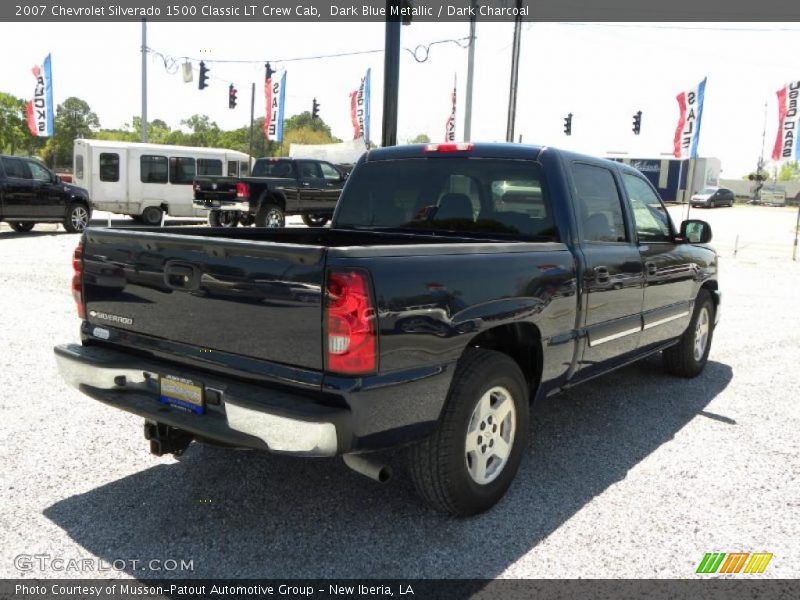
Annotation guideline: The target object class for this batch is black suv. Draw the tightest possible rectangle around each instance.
[0,155,92,233]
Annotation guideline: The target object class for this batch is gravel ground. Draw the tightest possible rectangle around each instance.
[0,206,798,580]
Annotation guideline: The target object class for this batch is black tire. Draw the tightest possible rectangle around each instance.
[239,214,255,227]
[140,206,163,226]
[63,203,91,233]
[409,348,529,516]
[255,203,285,228]
[301,214,330,227]
[208,210,240,227]
[8,222,35,232]
[663,289,715,378]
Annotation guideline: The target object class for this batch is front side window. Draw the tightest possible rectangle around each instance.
[623,174,672,242]
[320,162,342,182]
[197,158,222,176]
[572,163,628,243]
[298,161,323,180]
[169,156,195,184]
[27,160,51,182]
[99,153,119,182]
[141,155,168,184]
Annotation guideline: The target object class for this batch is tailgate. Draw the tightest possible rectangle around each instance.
[82,229,326,370]
[193,176,238,201]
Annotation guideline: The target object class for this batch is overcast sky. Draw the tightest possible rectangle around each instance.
[1,21,799,176]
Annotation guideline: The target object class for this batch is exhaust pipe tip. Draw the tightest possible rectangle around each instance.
[343,453,392,483]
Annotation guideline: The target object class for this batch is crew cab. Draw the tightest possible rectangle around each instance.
[1,154,92,233]
[55,143,720,515]
[192,157,347,228]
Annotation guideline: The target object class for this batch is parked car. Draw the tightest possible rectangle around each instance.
[0,154,91,233]
[193,157,347,228]
[691,186,735,208]
[55,142,720,515]
[72,139,251,225]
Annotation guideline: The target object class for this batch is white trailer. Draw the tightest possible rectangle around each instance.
[72,139,250,224]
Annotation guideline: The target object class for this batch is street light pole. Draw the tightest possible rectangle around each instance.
[505,0,523,143]
[463,0,477,141]
[141,19,148,143]
[382,2,402,147]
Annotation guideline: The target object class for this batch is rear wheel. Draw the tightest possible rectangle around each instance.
[301,214,329,227]
[63,203,90,233]
[409,349,529,516]
[255,203,285,228]
[663,289,715,378]
[209,210,240,227]
[139,206,163,226]
[8,222,35,232]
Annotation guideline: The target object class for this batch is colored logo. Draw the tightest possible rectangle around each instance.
[696,552,773,574]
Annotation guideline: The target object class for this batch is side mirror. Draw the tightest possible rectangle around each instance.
[680,219,712,243]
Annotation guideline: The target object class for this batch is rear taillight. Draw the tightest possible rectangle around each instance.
[424,143,474,153]
[325,269,377,375]
[72,241,84,319]
[236,182,249,198]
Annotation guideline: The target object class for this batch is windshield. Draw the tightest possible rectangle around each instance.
[334,158,559,240]
[252,159,295,178]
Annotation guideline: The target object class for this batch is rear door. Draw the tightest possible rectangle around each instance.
[0,157,36,218]
[571,162,645,373]
[296,160,326,210]
[622,172,695,348]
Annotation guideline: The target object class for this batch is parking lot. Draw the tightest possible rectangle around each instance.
[0,205,798,579]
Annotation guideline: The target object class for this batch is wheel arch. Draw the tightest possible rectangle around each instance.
[258,190,287,212]
[461,322,543,402]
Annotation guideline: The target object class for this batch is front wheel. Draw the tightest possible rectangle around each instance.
[9,222,35,232]
[209,210,240,227]
[63,203,90,233]
[663,289,715,378]
[301,214,330,227]
[409,349,529,516]
[255,203,285,228]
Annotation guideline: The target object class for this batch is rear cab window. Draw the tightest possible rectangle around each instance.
[335,157,559,241]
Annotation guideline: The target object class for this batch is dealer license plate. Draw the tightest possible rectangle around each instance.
[159,374,205,415]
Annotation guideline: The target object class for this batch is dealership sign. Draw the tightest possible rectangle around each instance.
[772,81,800,161]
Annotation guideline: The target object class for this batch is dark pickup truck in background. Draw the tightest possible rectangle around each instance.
[1,154,92,233]
[193,157,347,228]
[55,143,720,515]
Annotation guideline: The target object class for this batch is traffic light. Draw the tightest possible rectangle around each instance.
[563,113,573,136]
[228,84,237,109]
[632,110,642,135]
[198,61,209,90]
[312,98,320,119]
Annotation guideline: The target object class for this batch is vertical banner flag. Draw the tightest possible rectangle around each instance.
[349,69,371,143]
[26,53,54,137]
[673,77,707,159]
[445,75,457,142]
[264,70,286,143]
[772,81,800,160]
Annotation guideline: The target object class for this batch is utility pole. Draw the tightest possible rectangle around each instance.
[463,0,478,141]
[382,1,402,147]
[141,19,148,142]
[248,82,255,161]
[505,0,523,142]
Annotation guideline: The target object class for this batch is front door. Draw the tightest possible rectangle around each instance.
[26,159,64,218]
[622,173,696,348]
[571,162,645,375]
[318,162,345,213]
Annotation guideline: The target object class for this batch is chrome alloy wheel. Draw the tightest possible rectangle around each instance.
[465,386,517,485]
[71,206,89,231]
[265,208,283,227]
[694,306,710,361]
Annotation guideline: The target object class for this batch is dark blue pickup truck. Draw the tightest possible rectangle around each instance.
[55,143,720,515]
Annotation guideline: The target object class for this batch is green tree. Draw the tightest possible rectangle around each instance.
[777,161,800,182]
[409,133,430,143]
[180,114,221,147]
[0,92,31,154]
[47,97,100,167]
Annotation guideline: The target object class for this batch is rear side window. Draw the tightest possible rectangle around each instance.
[572,163,628,243]
[197,158,222,176]
[141,155,167,184]
[169,156,195,184]
[75,155,84,180]
[252,159,293,178]
[99,153,119,182]
[336,158,559,241]
[1,157,31,179]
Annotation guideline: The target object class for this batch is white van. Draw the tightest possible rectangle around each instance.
[72,139,251,224]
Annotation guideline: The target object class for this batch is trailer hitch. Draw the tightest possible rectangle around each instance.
[144,420,193,457]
